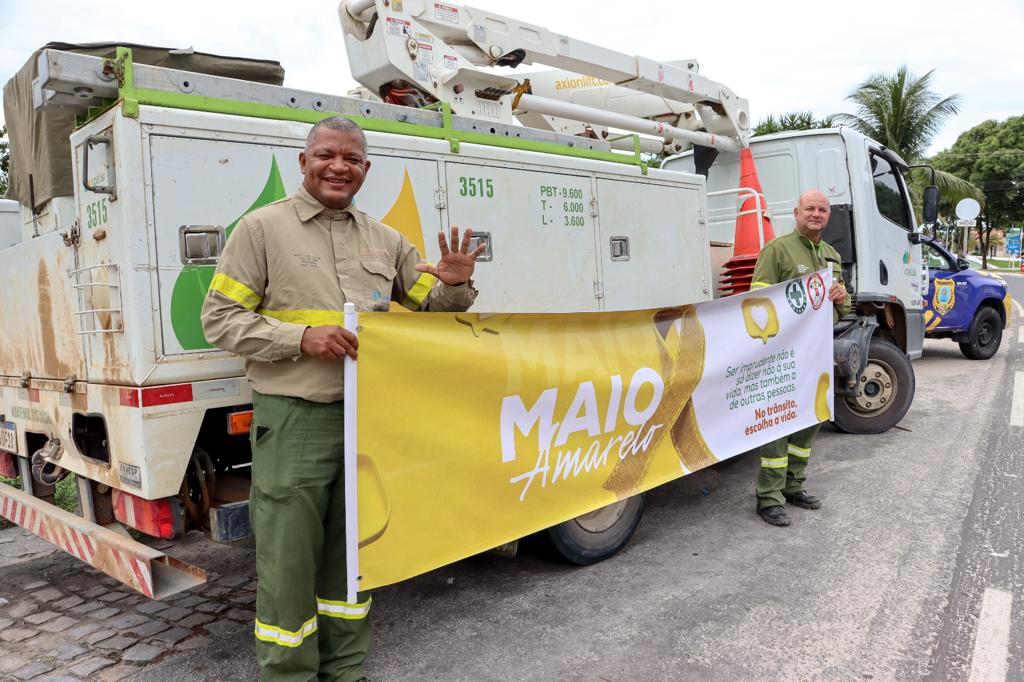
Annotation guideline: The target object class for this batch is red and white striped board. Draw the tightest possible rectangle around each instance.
[0,482,203,599]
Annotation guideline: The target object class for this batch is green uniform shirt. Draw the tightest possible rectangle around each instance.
[750,230,851,323]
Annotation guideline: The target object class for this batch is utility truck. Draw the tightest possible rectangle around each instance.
[506,73,932,434]
[0,1,933,596]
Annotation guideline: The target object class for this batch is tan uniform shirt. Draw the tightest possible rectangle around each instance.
[201,186,477,403]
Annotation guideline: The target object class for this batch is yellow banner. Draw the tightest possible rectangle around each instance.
[354,273,834,590]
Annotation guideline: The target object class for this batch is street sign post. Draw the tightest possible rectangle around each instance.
[1006,234,1020,256]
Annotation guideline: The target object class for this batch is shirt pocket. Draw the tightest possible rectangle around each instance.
[358,259,398,310]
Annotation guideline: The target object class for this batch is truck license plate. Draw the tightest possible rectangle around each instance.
[0,421,17,455]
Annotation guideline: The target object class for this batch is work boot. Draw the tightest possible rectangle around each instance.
[784,491,822,510]
[757,505,791,527]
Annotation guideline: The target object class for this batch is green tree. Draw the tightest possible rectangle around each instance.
[0,125,8,197]
[835,65,977,204]
[754,111,836,136]
[933,117,1024,268]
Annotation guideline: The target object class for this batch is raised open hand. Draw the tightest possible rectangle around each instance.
[415,227,486,285]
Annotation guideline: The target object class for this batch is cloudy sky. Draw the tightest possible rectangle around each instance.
[2,0,1021,155]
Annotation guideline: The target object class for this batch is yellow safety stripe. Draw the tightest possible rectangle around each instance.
[254,616,318,648]
[400,271,438,311]
[788,444,811,458]
[257,308,344,327]
[926,315,942,331]
[210,273,261,310]
[760,456,788,469]
[316,596,372,620]
[923,310,934,323]
[750,281,771,290]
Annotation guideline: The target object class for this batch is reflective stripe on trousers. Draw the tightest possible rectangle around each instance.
[317,596,372,620]
[788,444,811,458]
[254,616,319,648]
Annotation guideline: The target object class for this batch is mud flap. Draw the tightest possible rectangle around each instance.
[0,481,206,599]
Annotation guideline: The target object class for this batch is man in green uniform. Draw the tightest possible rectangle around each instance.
[749,189,850,527]
[201,117,485,680]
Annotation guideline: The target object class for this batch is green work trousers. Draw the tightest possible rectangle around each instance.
[755,423,820,509]
[250,391,371,682]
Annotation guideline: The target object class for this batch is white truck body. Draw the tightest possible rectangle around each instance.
[0,199,19,249]
[1,98,708,499]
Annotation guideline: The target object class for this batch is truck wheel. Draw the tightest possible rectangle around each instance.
[832,338,915,434]
[544,494,646,566]
[959,306,1003,360]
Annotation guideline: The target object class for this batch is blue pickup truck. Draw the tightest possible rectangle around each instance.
[921,237,1013,359]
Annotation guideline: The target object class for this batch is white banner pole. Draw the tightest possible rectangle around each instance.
[343,302,360,603]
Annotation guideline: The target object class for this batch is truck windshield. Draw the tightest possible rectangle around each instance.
[869,152,912,230]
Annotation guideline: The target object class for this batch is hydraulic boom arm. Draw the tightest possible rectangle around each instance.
[340,0,750,151]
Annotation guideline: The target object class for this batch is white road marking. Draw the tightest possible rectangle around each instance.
[1018,327,1024,344]
[1012,372,1024,427]
[968,588,1014,682]
[1014,298,1024,320]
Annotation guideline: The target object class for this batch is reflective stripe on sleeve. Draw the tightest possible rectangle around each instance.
[788,444,811,458]
[750,281,771,290]
[210,273,262,310]
[400,272,438,311]
[760,456,788,469]
[257,308,344,327]
[316,596,372,620]
[254,616,318,648]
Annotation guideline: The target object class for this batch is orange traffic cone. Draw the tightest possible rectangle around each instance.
[719,148,775,297]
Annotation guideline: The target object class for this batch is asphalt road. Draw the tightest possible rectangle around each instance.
[3,280,1023,681]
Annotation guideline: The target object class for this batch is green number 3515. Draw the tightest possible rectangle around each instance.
[458,177,494,198]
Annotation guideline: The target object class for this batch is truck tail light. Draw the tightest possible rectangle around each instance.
[227,410,253,435]
[112,489,182,540]
[0,452,18,479]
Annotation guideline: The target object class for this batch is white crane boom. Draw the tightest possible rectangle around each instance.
[339,0,750,151]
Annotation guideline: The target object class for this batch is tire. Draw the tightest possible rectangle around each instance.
[832,338,915,434]
[544,494,646,566]
[959,306,1003,360]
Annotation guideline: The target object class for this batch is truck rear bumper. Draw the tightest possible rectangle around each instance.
[0,481,206,599]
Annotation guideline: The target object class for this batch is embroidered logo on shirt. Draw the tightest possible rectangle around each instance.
[796,264,809,274]
[294,254,321,268]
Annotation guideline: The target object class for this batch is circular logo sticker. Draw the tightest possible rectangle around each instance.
[807,273,827,311]
[786,280,807,314]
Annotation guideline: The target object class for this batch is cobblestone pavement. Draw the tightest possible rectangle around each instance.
[0,526,257,681]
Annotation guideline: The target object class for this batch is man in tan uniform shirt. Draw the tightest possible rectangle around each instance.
[202,117,484,681]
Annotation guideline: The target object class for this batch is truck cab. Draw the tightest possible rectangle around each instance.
[665,128,926,434]
[920,236,1011,359]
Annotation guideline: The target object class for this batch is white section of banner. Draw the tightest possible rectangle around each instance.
[691,270,834,452]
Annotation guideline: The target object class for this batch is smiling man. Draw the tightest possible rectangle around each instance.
[749,189,850,527]
[202,117,484,681]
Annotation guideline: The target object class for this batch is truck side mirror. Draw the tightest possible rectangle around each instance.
[922,185,939,224]
[957,257,970,271]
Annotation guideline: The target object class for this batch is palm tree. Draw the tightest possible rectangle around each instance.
[835,66,979,201]
[754,111,836,137]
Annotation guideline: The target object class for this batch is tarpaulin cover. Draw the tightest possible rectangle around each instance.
[3,42,285,206]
